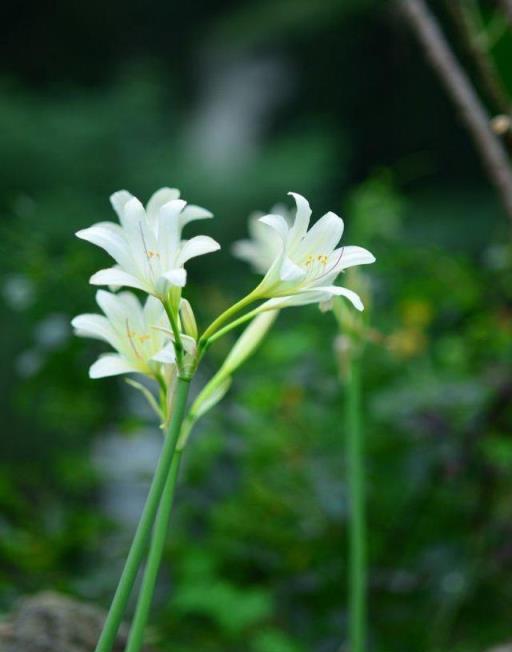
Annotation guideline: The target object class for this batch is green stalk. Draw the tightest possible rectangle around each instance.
[346,354,366,652]
[94,377,190,652]
[124,450,183,652]
[199,290,259,343]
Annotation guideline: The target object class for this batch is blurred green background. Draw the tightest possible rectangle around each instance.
[1,1,512,651]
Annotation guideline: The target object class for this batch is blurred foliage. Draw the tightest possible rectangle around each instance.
[1,1,512,652]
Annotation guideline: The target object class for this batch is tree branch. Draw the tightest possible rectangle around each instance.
[399,0,512,222]
[447,1,510,115]
[499,0,512,25]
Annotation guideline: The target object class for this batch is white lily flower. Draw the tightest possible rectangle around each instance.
[233,192,375,311]
[71,290,177,379]
[76,187,220,299]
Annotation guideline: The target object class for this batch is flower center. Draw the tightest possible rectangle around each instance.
[125,320,149,361]
[300,249,345,285]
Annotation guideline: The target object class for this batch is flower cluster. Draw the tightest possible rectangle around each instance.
[73,187,375,400]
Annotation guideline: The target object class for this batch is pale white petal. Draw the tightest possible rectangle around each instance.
[158,199,188,266]
[151,343,176,364]
[177,235,220,265]
[95,290,145,334]
[308,285,364,311]
[95,289,130,327]
[231,240,259,263]
[256,285,364,311]
[143,295,166,328]
[162,268,187,287]
[120,196,146,231]
[90,267,149,292]
[110,190,134,221]
[122,198,159,271]
[71,314,117,346]
[115,291,145,320]
[146,187,181,225]
[89,353,138,378]
[180,204,213,227]
[287,192,312,247]
[231,240,268,274]
[259,214,290,241]
[76,222,133,270]
[295,211,344,259]
[279,256,306,282]
[332,245,376,271]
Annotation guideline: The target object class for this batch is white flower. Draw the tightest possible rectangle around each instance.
[233,192,375,311]
[76,188,220,298]
[72,290,178,379]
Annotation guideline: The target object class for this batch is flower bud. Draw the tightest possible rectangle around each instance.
[222,310,278,376]
[180,298,198,340]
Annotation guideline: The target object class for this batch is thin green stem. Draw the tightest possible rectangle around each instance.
[94,377,190,652]
[346,355,366,652]
[124,450,183,652]
[163,303,185,373]
[199,291,259,344]
[207,307,261,345]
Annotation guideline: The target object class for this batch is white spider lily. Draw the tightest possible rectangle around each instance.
[71,290,177,379]
[234,192,375,311]
[76,187,220,298]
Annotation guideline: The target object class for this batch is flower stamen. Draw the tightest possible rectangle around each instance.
[126,319,143,360]
[313,247,345,283]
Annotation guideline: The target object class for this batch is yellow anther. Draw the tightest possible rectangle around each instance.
[317,255,328,265]
[137,334,150,344]
[305,255,314,266]
[147,250,160,259]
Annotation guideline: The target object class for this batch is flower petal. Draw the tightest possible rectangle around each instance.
[161,268,187,287]
[177,235,220,265]
[110,190,134,222]
[309,285,364,311]
[122,197,159,269]
[256,285,364,311]
[76,222,133,270]
[143,295,167,329]
[157,199,188,266]
[279,256,306,282]
[180,204,213,227]
[295,211,344,259]
[332,245,376,271]
[146,187,181,226]
[95,289,143,329]
[152,343,176,364]
[287,192,312,248]
[89,267,149,292]
[259,214,289,242]
[89,353,138,378]
[71,313,117,346]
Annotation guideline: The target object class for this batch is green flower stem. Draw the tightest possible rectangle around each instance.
[163,302,185,372]
[206,307,261,345]
[346,354,366,652]
[94,377,190,652]
[199,290,259,343]
[124,449,183,652]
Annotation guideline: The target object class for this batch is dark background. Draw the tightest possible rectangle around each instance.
[1,1,512,651]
